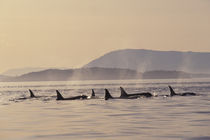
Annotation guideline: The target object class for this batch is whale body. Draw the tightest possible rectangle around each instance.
[120,87,152,98]
[56,90,88,100]
[29,89,36,98]
[13,89,37,101]
[88,89,100,99]
[105,89,139,100]
[168,86,196,96]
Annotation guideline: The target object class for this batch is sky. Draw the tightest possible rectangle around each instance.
[0,0,210,73]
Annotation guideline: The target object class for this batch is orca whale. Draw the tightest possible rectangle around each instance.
[91,89,95,97]
[29,89,36,98]
[168,86,196,96]
[29,89,50,98]
[105,89,114,100]
[120,87,153,98]
[13,89,37,101]
[88,89,99,99]
[56,90,88,100]
[105,89,139,100]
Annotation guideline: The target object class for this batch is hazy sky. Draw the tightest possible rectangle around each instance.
[0,0,210,73]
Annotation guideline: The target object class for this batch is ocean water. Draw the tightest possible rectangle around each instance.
[0,79,210,140]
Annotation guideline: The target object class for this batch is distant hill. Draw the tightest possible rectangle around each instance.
[1,68,210,82]
[2,67,51,76]
[1,49,210,82]
[84,49,210,73]
[3,68,142,82]
[0,75,11,82]
[142,70,210,79]
[142,70,191,79]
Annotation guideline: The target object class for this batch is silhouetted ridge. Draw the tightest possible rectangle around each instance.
[84,49,210,73]
[2,67,142,82]
[142,70,191,79]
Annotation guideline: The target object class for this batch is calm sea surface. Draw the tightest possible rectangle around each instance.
[0,79,210,140]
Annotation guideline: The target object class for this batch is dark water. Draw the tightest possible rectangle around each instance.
[0,79,210,140]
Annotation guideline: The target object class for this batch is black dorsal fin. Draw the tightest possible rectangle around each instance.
[56,90,64,100]
[29,89,35,98]
[168,86,176,96]
[91,89,95,97]
[120,87,128,97]
[105,89,113,100]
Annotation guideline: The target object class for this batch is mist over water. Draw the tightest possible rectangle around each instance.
[0,79,210,140]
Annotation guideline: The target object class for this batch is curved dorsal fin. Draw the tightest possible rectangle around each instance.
[29,89,35,98]
[105,89,113,100]
[120,87,128,97]
[56,90,64,100]
[168,86,176,96]
[91,89,95,97]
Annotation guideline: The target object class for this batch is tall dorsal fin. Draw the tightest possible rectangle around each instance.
[56,90,64,100]
[29,89,35,98]
[91,89,95,97]
[105,89,113,100]
[168,86,176,96]
[120,87,128,97]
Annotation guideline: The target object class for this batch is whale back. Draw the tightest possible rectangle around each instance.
[29,89,35,98]
[182,92,196,96]
[168,86,177,96]
[56,90,64,100]
[105,89,113,100]
[91,89,95,97]
[120,87,128,98]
